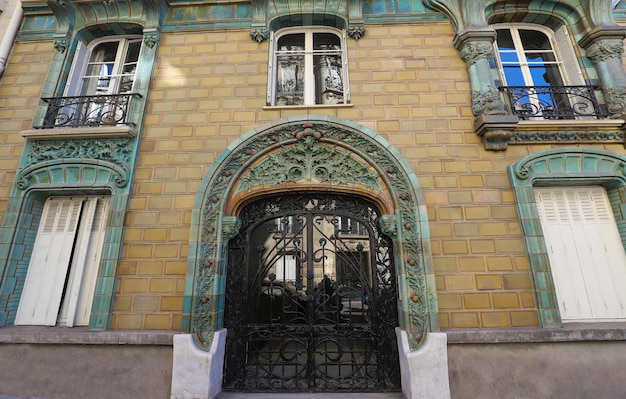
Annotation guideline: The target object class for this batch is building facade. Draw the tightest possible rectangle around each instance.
[1,0,626,398]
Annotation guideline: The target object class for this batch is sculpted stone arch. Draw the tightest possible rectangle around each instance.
[185,115,438,351]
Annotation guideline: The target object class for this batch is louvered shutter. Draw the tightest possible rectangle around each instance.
[535,187,626,321]
[15,198,84,325]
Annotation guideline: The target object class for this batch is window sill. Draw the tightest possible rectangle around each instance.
[20,125,137,140]
[263,104,354,110]
[444,322,626,344]
[0,326,176,345]
[517,119,625,129]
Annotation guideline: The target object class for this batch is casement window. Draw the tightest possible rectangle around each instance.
[493,24,594,119]
[69,37,141,97]
[54,36,141,127]
[534,186,626,322]
[15,196,110,327]
[268,27,349,106]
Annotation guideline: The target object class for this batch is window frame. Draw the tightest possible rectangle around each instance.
[267,26,350,107]
[14,196,110,327]
[66,35,143,98]
[534,186,626,322]
[509,149,626,328]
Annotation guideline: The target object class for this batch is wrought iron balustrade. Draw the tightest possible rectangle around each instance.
[499,85,607,120]
[36,93,142,128]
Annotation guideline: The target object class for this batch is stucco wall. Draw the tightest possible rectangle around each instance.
[448,340,626,399]
[0,342,172,399]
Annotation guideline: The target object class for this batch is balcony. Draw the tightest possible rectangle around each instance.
[35,93,142,129]
[499,85,608,120]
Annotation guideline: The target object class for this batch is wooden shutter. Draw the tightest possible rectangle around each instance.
[15,198,84,326]
[535,187,626,321]
[57,197,110,327]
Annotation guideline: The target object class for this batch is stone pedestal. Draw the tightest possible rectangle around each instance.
[396,329,451,399]
[170,330,226,399]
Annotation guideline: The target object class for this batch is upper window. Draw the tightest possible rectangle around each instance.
[268,27,349,106]
[495,26,566,88]
[15,196,110,327]
[493,25,601,120]
[42,36,142,129]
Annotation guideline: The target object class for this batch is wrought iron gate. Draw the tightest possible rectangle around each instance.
[223,194,401,392]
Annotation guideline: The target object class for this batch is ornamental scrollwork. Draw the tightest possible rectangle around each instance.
[236,129,382,193]
[510,129,625,142]
[586,39,625,64]
[27,138,133,167]
[459,41,493,66]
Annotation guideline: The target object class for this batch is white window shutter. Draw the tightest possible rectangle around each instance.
[64,42,89,96]
[553,25,585,86]
[73,197,110,326]
[15,198,84,326]
[535,187,626,321]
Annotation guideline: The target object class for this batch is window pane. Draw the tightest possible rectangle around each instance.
[502,66,525,86]
[529,64,564,86]
[313,33,341,51]
[519,29,552,51]
[276,54,305,105]
[315,53,343,104]
[496,29,515,50]
[120,41,141,93]
[83,42,119,95]
[277,33,305,52]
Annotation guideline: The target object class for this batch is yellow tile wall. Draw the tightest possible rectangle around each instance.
[1,23,620,332]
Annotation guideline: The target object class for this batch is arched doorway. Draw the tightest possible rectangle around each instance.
[180,115,441,397]
[223,193,400,392]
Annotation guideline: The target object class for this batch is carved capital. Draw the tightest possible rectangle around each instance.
[250,26,270,43]
[586,39,625,64]
[472,86,507,116]
[603,86,626,118]
[53,38,70,53]
[347,24,366,40]
[459,40,493,66]
[378,215,399,238]
[221,217,242,241]
[143,31,161,48]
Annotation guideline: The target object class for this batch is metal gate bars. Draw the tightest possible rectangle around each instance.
[223,194,401,392]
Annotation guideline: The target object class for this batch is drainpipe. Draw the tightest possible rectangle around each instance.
[0,0,23,78]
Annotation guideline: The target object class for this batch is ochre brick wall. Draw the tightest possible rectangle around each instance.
[3,23,621,332]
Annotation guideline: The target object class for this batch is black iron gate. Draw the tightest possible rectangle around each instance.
[223,194,401,392]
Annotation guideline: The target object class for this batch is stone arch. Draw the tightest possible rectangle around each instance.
[185,115,438,351]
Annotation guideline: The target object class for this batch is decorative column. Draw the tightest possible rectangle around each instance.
[455,31,519,151]
[580,29,626,120]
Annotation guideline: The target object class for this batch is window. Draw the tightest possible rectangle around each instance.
[15,196,110,327]
[493,25,595,119]
[269,27,348,106]
[70,37,141,97]
[534,186,626,322]
[52,36,142,127]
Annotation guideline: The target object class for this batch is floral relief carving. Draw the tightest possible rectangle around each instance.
[26,138,133,166]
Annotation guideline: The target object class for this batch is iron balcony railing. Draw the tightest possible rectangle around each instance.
[36,93,142,128]
[499,85,608,120]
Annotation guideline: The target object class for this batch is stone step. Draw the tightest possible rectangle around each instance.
[219,393,405,399]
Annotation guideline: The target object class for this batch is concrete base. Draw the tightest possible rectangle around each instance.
[396,329,451,399]
[170,330,226,399]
